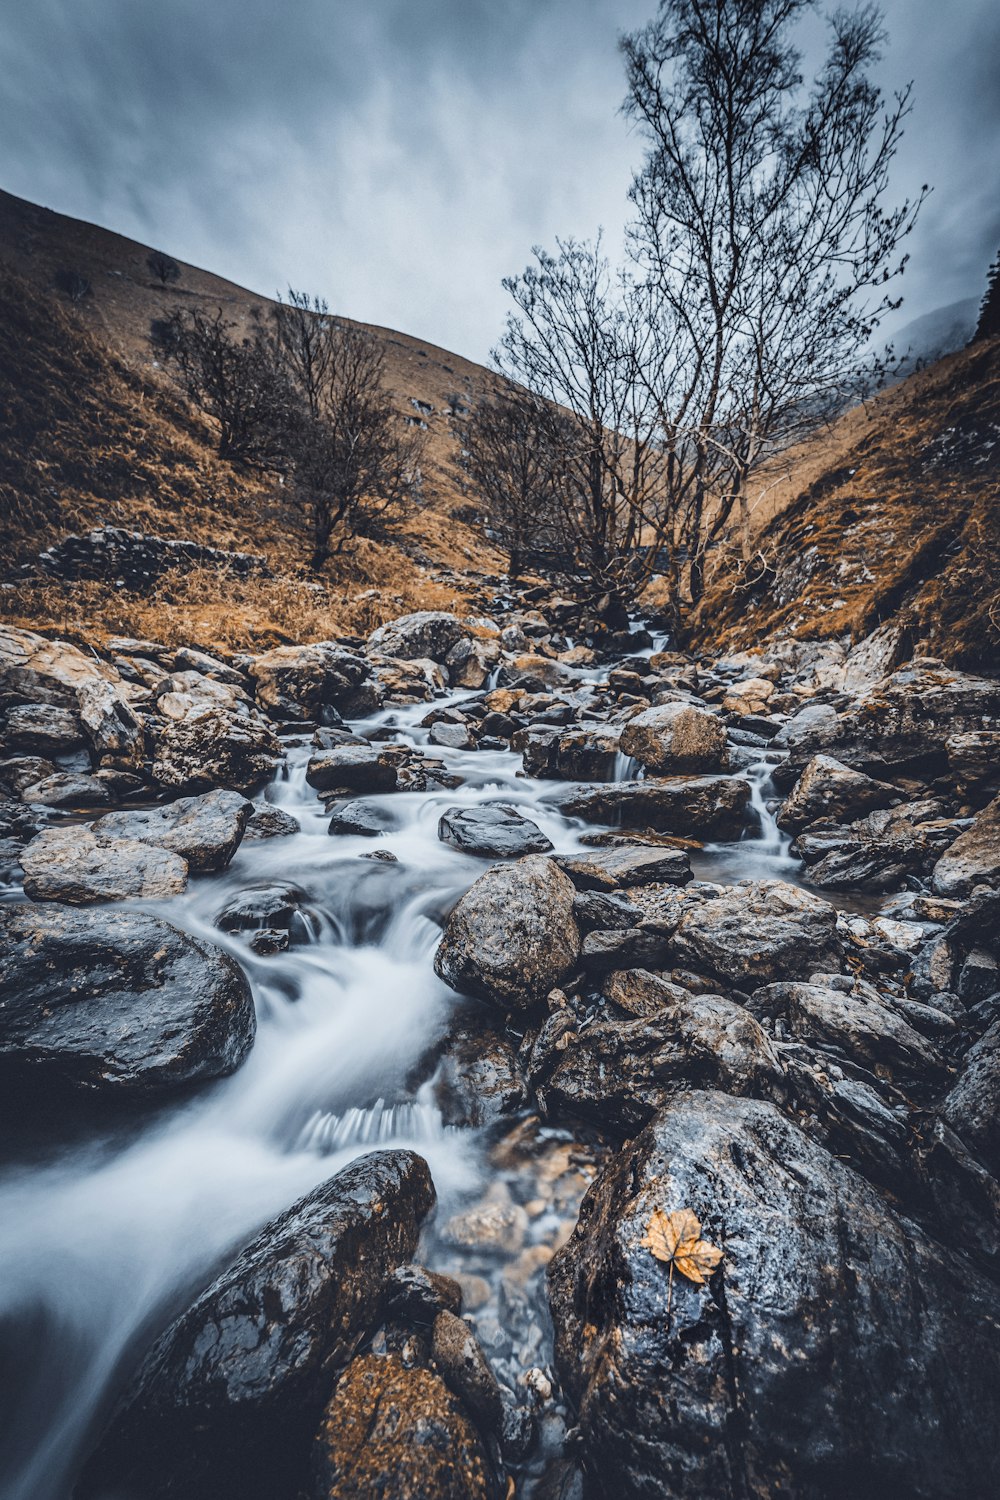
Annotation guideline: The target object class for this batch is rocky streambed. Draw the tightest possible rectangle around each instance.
[1,607,999,1499]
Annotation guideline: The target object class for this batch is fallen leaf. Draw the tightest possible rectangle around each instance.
[641,1206,723,1286]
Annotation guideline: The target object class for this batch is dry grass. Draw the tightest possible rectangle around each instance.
[1,547,475,654]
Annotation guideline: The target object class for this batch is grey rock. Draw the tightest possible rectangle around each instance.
[933,792,1000,897]
[96,788,252,872]
[671,878,841,984]
[544,775,750,840]
[438,804,553,859]
[19,825,188,903]
[620,702,728,774]
[0,903,254,1097]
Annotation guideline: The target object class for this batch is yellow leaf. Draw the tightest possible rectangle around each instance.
[641,1206,723,1286]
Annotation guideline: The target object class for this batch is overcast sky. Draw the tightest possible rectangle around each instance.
[1,0,998,362]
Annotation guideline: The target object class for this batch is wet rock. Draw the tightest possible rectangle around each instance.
[386,1264,463,1323]
[79,1151,436,1500]
[19,825,188,903]
[941,1017,1000,1176]
[545,775,750,840]
[0,754,57,795]
[327,798,390,836]
[434,1021,526,1126]
[838,663,1000,777]
[548,1089,1000,1500]
[720,677,775,715]
[559,842,691,890]
[572,889,642,931]
[777,752,899,833]
[243,802,300,840]
[0,626,143,766]
[0,903,254,1097]
[932,792,1000,896]
[446,634,500,689]
[20,771,113,808]
[527,975,781,1132]
[772,701,841,752]
[513,724,560,777]
[796,801,961,892]
[580,926,673,970]
[312,1353,493,1500]
[151,705,282,793]
[367,611,470,664]
[249,642,370,722]
[748,979,945,1091]
[671,878,841,984]
[2,702,85,754]
[430,719,476,750]
[306,744,399,793]
[551,724,623,781]
[438,804,553,859]
[96,788,252,872]
[434,855,580,1013]
[215,881,304,935]
[620,701,728,774]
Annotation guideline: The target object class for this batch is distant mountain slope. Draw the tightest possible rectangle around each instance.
[886,296,979,382]
[696,336,1000,670]
[0,185,499,531]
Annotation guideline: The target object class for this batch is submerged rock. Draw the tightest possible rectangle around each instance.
[0,903,254,1097]
[438,804,553,859]
[79,1151,435,1500]
[548,1090,1000,1500]
[435,855,580,1013]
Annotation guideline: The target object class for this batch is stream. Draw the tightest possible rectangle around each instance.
[0,677,800,1500]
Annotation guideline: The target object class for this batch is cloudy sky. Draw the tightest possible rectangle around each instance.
[1,0,998,362]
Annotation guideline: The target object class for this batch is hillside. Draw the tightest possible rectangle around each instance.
[0,188,503,647]
[696,334,1000,670]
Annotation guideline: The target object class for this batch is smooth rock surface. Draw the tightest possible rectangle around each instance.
[0,903,255,1097]
[438,804,553,859]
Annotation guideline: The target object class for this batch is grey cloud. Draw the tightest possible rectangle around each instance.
[0,0,997,360]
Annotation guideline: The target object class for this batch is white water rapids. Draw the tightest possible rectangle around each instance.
[0,679,797,1499]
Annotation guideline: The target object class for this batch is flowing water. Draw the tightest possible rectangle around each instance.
[0,674,799,1500]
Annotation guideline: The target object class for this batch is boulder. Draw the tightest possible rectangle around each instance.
[771,701,841,753]
[367,611,470,664]
[0,626,144,768]
[96,788,252,872]
[559,842,691,890]
[841,620,910,694]
[551,724,624,781]
[0,903,254,1097]
[313,1353,493,1500]
[306,744,398,793]
[434,855,580,1013]
[838,663,1000,776]
[243,803,300,840]
[19,825,188,903]
[2,702,85,754]
[777,753,899,833]
[174,646,247,685]
[79,1151,436,1500]
[796,801,961,892]
[670,879,840,984]
[747,980,945,1091]
[941,1018,1000,1176]
[548,1090,1000,1500]
[429,720,475,750]
[545,776,751,840]
[155,670,252,721]
[151,705,282,793]
[433,1020,526,1126]
[721,677,775,715]
[250,643,371,722]
[20,771,113,808]
[445,635,500,690]
[932,793,1000,897]
[526,974,781,1132]
[438,804,553,859]
[620,702,728,774]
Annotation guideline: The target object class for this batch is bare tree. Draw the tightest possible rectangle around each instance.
[153,307,294,468]
[285,321,423,569]
[271,288,336,417]
[147,251,180,287]
[622,0,924,620]
[455,381,565,578]
[497,237,669,621]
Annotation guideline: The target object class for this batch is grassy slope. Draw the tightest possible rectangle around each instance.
[0,189,502,649]
[694,337,1000,670]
